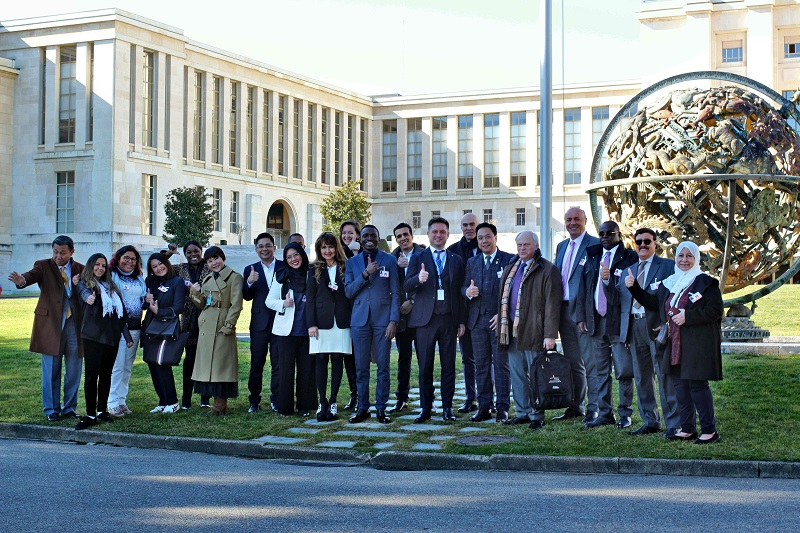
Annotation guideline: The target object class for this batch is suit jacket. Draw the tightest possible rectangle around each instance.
[403,248,466,329]
[18,258,85,357]
[447,236,479,263]
[242,259,284,332]
[305,264,352,330]
[605,254,675,343]
[345,250,401,328]
[555,233,600,321]
[575,243,638,338]
[392,243,425,331]
[462,249,515,330]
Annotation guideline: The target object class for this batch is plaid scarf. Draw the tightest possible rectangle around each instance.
[498,257,534,347]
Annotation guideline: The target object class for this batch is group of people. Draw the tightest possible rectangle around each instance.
[9,208,724,443]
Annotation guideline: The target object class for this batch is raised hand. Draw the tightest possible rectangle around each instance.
[600,264,611,281]
[145,288,154,304]
[86,292,96,305]
[365,255,379,276]
[397,255,409,269]
[191,282,201,292]
[247,265,259,284]
[624,268,635,288]
[8,272,24,286]
[72,274,80,286]
[466,279,479,298]
[418,263,429,283]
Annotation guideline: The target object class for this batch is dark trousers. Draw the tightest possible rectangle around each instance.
[82,339,118,416]
[315,352,344,406]
[589,316,634,420]
[459,329,476,402]
[248,329,276,406]
[673,366,717,434]
[148,361,178,406]
[182,343,210,407]
[415,313,457,410]
[394,326,415,401]
[344,354,357,395]
[352,324,392,411]
[558,302,588,415]
[273,335,316,415]
[471,315,510,412]
[629,316,661,428]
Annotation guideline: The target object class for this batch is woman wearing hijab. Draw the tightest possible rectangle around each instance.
[267,242,317,416]
[626,241,723,444]
[190,246,244,415]
[75,253,132,430]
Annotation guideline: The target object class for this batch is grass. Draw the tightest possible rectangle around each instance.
[2,295,800,462]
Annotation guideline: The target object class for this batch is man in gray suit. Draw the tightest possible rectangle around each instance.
[606,228,679,438]
[553,207,599,423]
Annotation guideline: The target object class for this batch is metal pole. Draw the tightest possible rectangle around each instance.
[539,0,553,259]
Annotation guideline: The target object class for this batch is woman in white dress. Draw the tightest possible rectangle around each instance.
[306,232,353,421]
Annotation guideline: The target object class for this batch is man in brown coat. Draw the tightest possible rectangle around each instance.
[496,231,562,430]
[8,236,84,421]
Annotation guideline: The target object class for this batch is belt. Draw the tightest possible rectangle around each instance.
[632,312,646,319]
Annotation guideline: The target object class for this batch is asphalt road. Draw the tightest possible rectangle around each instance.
[3,438,799,532]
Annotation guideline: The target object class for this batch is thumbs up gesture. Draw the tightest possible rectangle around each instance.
[466,279,479,298]
[625,268,635,288]
[600,264,611,281]
[247,265,259,284]
[86,292,96,305]
[145,288,154,304]
[365,255,379,276]
[418,263,429,283]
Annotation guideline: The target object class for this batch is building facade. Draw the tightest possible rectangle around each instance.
[2,1,800,293]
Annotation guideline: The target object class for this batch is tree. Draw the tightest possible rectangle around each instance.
[320,180,372,234]
[163,186,216,247]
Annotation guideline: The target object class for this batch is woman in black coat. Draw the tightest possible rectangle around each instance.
[306,232,353,421]
[627,241,723,444]
[338,220,361,409]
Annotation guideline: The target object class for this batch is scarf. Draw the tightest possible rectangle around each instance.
[278,242,309,298]
[662,241,703,308]
[498,252,537,347]
[97,281,124,318]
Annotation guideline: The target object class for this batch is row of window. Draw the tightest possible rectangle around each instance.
[409,208,531,231]
[720,35,800,65]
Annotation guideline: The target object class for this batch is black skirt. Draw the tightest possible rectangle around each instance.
[194,381,239,399]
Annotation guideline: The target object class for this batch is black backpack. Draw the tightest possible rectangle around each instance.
[531,350,573,411]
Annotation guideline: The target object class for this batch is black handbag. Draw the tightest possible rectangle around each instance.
[142,332,189,366]
[531,349,574,411]
[654,321,670,350]
[144,308,180,341]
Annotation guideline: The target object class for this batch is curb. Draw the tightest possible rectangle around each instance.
[2,423,799,479]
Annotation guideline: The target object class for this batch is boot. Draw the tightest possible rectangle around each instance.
[209,397,227,416]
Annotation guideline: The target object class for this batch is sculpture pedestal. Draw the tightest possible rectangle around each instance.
[721,316,770,341]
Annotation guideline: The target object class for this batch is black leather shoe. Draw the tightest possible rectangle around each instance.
[62,411,79,420]
[469,409,493,422]
[298,410,310,417]
[442,407,457,421]
[503,415,530,425]
[663,428,679,440]
[616,416,632,429]
[388,400,408,414]
[495,410,509,422]
[581,412,597,424]
[270,403,278,412]
[552,409,584,421]
[694,432,720,445]
[414,410,432,423]
[47,413,60,422]
[75,416,97,431]
[97,412,114,423]
[630,424,661,436]
[529,419,546,430]
[376,409,391,424]
[457,400,478,413]
[349,409,371,423]
[344,393,358,411]
[584,415,616,428]
[248,404,261,414]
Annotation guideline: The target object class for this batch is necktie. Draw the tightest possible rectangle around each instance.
[434,250,444,288]
[485,255,492,270]
[597,251,611,316]
[60,266,72,319]
[633,261,647,310]
[561,241,575,297]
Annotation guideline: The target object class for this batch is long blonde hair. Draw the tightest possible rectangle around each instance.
[312,232,347,283]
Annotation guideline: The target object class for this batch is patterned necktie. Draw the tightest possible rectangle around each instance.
[561,240,575,296]
[485,255,492,270]
[434,250,444,275]
[633,261,647,310]
[60,266,72,319]
[597,251,611,316]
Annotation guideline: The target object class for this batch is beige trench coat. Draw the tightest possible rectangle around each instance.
[190,265,244,383]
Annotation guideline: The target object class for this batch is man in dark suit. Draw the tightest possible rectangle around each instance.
[606,227,679,438]
[389,222,425,414]
[461,222,514,422]
[8,235,84,421]
[404,216,466,423]
[447,212,480,413]
[345,225,401,424]
[242,232,284,413]
[553,207,599,423]
[576,221,638,428]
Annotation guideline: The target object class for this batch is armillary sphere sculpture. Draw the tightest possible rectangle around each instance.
[587,72,800,339]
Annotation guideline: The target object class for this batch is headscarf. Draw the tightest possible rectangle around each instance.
[662,241,703,308]
[277,242,309,297]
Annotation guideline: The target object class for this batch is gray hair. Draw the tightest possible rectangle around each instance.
[515,230,539,245]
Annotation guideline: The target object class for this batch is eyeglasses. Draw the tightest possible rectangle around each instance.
[635,239,653,246]
[285,253,301,261]
[121,255,137,262]
[256,244,274,249]
[598,231,618,237]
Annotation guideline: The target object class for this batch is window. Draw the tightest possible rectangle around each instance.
[142,50,155,147]
[193,71,204,160]
[246,86,255,170]
[359,118,366,187]
[142,174,156,236]
[516,208,526,227]
[620,104,637,131]
[722,40,743,63]
[382,120,398,192]
[262,90,271,172]
[458,115,473,189]
[783,91,800,133]
[407,118,422,191]
[510,112,526,187]
[59,45,77,144]
[87,43,94,142]
[293,100,301,179]
[786,38,800,58]
[213,188,222,231]
[56,171,74,233]
[267,203,284,229]
[229,81,239,167]
[431,210,440,218]
[484,113,500,188]
[278,95,286,176]
[212,76,221,164]
[334,111,341,185]
[347,115,354,180]
[592,106,610,173]
[307,104,315,181]
[412,211,421,229]
[483,208,493,223]
[40,49,47,145]
[463,209,472,214]
[564,108,582,185]
[230,191,239,233]
[432,116,447,191]
[321,107,328,184]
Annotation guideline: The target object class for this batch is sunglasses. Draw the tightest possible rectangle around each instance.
[635,239,653,246]
[598,231,618,237]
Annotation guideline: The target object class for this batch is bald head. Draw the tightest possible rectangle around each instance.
[461,212,479,241]
[564,207,587,240]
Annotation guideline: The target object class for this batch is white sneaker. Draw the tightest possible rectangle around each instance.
[150,405,165,413]
[162,403,180,414]
[108,405,126,418]
[330,403,338,416]
[121,404,133,415]
[316,403,323,415]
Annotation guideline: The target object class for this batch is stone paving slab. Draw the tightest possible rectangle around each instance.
[287,428,321,435]
[342,422,388,429]
[317,441,357,448]
[303,419,339,426]
[255,435,306,445]
[459,427,488,432]
[333,431,407,438]
[430,435,456,441]
[398,424,449,432]
[373,442,395,449]
[413,443,443,451]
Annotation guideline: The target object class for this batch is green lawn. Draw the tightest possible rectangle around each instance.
[2,293,800,461]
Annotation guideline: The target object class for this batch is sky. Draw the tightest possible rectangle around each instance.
[1,0,644,96]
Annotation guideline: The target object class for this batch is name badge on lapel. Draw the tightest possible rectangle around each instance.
[650,280,661,291]
[328,282,338,291]
[614,269,622,277]
[379,267,389,278]
[158,285,169,293]
[497,269,503,278]
[688,292,703,303]
[579,257,587,266]
[437,289,445,301]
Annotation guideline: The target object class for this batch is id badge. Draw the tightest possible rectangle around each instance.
[379,268,389,278]
[497,269,503,278]
[206,293,213,306]
[437,289,445,301]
